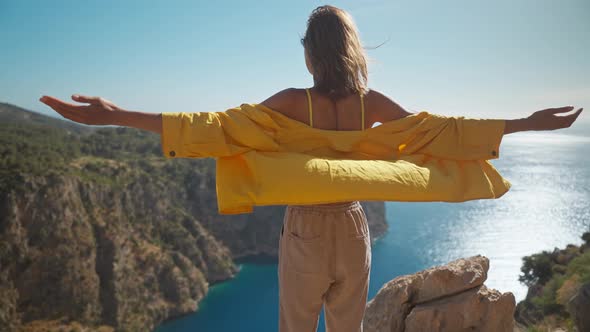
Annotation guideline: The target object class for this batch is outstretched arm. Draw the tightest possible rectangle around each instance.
[366,89,583,135]
[504,106,583,135]
[39,94,162,134]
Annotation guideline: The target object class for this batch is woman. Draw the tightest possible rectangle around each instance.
[40,5,582,332]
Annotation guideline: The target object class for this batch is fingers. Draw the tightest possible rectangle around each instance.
[544,106,575,114]
[39,95,87,123]
[571,107,583,116]
[50,103,85,123]
[558,107,583,128]
[568,107,583,123]
[72,94,101,105]
[39,95,79,109]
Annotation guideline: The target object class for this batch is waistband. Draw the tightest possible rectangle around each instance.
[286,201,362,213]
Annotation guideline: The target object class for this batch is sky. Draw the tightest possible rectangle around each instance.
[1,0,589,129]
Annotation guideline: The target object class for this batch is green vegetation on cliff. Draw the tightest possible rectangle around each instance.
[516,232,590,331]
[0,104,221,204]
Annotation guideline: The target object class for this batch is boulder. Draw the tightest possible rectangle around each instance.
[363,255,516,332]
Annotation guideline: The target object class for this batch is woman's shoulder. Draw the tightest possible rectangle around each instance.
[364,88,414,122]
[260,88,305,104]
[259,88,306,119]
[259,87,413,123]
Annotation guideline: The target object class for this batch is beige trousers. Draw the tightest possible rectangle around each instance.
[278,201,371,332]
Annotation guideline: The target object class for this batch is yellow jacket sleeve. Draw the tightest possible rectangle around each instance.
[399,113,505,161]
[160,108,279,158]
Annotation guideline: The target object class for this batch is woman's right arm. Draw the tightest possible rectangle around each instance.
[504,106,583,135]
[40,94,162,134]
[110,109,162,134]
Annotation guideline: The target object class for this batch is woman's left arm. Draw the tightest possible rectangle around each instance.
[39,94,162,134]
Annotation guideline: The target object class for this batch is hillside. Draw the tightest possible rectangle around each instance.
[0,103,387,331]
[0,102,89,134]
[514,232,590,331]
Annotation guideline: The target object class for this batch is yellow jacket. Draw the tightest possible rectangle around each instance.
[161,103,510,214]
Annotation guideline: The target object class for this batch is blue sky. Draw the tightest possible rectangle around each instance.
[1,0,588,127]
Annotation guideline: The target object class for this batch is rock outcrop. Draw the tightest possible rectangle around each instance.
[363,255,516,332]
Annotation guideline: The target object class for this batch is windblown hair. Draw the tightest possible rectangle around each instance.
[301,5,368,99]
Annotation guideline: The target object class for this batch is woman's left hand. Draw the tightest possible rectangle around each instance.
[39,94,121,125]
[526,106,583,131]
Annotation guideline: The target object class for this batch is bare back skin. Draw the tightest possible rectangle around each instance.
[261,88,414,130]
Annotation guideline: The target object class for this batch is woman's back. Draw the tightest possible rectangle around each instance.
[261,87,413,131]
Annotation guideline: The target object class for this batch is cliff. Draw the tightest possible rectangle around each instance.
[0,102,387,331]
[514,232,590,332]
[0,163,237,331]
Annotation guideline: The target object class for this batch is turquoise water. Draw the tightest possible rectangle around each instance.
[156,131,590,332]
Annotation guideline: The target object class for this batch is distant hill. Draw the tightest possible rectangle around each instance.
[0,102,89,134]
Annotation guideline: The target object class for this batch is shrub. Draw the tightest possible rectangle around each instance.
[519,251,554,287]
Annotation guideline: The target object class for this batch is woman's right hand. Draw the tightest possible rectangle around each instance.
[39,94,121,126]
[526,106,583,131]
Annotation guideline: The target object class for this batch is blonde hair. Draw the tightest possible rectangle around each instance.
[301,5,369,99]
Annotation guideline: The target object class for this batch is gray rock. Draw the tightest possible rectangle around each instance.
[567,282,590,332]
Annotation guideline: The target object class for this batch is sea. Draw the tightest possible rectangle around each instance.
[156,129,590,332]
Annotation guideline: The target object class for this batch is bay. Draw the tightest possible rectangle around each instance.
[157,130,590,332]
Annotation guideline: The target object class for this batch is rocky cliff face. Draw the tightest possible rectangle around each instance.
[0,173,236,331]
[363,255,517,332]
[0,103,388,331]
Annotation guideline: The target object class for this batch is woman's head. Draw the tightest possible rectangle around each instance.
[301,5,368,99]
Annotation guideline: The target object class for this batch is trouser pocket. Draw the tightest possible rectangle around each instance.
[283,209,324,274]
[344,208,371,272]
